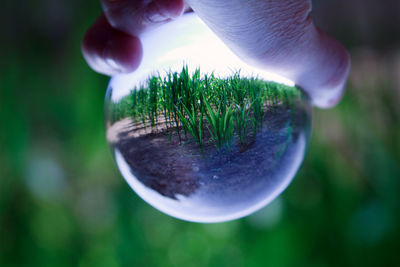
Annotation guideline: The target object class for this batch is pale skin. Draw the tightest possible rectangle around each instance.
[82,0,350,108]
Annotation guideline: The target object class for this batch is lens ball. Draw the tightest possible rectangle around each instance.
[105,14,312,222]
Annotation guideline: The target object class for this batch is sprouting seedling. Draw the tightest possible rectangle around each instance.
[175,100,204,151]
[234,102,252,147]
[204,97,234,152]
[148,76,159,130]
[111,65,301,153]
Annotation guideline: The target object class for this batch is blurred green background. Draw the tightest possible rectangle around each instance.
[1,0,399,266]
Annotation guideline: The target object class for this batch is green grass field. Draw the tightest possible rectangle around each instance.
[3,1,400,265]
[108,66,303,151]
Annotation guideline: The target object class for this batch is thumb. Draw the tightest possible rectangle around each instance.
[186,0,350,108]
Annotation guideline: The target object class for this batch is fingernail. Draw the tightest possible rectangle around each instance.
[105,58,123,71]
[147,12,167,23]
[102,41,125,73]
[145,2,169,23]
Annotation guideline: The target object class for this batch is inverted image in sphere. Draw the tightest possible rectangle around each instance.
[105,14,312,222]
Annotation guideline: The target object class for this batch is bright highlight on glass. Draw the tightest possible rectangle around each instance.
[105,13,312,223]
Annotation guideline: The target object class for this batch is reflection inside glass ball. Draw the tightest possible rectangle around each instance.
[104,14,312,223]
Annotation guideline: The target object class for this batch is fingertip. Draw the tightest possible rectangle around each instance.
[82,14,143,76]
[295,28,351,108]
[310,79,348,108]
[161,0,186,18]
[103,33,143,74]
[145,0,185,23]
[310,40,351,108]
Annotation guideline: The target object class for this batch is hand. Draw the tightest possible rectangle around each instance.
[82,0,350,108]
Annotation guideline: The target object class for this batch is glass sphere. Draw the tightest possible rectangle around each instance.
[105,13,312,223]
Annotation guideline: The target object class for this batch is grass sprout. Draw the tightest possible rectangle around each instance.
[204,97,234,151]
[110,66,301,152]
[176,101,204,150]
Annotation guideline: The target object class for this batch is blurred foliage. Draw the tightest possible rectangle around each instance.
[1,0,399,266]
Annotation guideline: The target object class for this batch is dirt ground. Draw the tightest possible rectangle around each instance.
[107,103,311,201]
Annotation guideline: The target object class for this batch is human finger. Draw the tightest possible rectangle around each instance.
[186,0,350,108]
[101,0,186,36]
[81,14,143,75]
[82,0,187,75]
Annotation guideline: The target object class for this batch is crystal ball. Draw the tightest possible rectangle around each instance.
[105,14,312,222]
